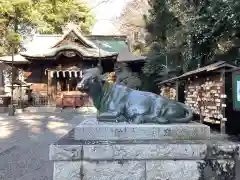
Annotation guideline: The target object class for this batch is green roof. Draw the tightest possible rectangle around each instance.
[87,35,129,53]
[91,39,129,53]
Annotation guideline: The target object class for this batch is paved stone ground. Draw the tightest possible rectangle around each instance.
[0,111,92,180]
[0,111,240,180]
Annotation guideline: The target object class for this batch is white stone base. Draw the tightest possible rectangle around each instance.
[50,120,239,180]
[75,121,210,141]
[52,159,235,180]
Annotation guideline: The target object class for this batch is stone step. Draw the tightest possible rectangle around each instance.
[53,160,235,180]
[50,130,240,161]
[50,122,239,180]
[50,142,208,161]
[74,120,210,141]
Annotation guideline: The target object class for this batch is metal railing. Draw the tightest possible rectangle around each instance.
[12,96,51,108]
[32,95,50,107]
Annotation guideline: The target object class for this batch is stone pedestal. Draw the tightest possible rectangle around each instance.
[50,117,240,180]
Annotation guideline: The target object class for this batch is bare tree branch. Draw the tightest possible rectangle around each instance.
[116,0,149,39]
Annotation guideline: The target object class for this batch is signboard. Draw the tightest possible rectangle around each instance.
[232,71,240,110]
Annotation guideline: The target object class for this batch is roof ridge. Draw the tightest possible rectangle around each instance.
[51,28,98,49]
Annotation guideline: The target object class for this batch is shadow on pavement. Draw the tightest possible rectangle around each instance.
[0,111,91,180]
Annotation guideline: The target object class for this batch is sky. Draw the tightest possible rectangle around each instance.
[85,0,130,35]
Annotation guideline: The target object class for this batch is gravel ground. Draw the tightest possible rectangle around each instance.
[0,111,88,180]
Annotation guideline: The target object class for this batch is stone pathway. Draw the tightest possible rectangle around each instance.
[0,111,93,180]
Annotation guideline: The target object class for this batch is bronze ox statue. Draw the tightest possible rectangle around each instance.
[76,67,193,124]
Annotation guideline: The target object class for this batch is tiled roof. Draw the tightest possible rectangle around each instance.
[117,48,146,62]
[23,34,62,53]
[157,61,236,86]
[0,54,30,64]
[21,44,117,59]
[19,28,132,61]
[23,33,129,54]
[21,28,128,59]
[52,28,98,49]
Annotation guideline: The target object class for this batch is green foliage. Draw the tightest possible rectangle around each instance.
[144,0,180,53]
[143,54,181,83]
[32,0,95,34]
[143,0,240,84]
[143,54,167,76]
[0,23,8,55]
[6,29,22,46]
[132,42,150,56]
[142,0,185,86]
[189,0,240,66]
[0,0,95,56]
[0,0,32,55]
[115,63,142,90]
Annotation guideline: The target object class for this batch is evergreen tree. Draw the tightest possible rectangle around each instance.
[143,0,240,80]
[115,63,142,90]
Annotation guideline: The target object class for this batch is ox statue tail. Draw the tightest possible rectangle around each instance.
[169,102,193,123]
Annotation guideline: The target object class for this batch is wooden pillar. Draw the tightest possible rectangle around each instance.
[57,80,61,94]
[0,67,5,95]
[67,78,70,92]
[20,84,22,109]
[199,85,204,124]
[55,77,57,97]
[51,76,57,101]
[47,70,52,104]
[220,70,226,134]
[175,80,179,101]
[54,77,57,99]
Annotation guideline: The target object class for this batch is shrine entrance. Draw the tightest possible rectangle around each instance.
[46,66,92,108]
